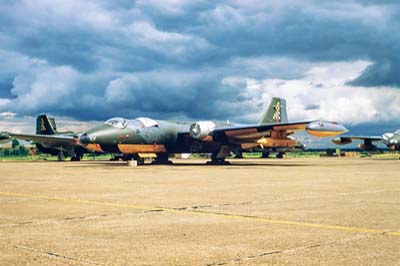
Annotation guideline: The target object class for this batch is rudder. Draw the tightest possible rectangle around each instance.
[258,97,288,124]
[36,115,57,135]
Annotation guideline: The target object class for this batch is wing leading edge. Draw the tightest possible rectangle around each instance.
[332,136,382,145]
[212,120,347,144]
[8,133,76,147]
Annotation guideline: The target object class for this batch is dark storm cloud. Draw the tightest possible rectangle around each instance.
[305,104,320,111]
[349,58,400,87]
[0,0,399,123]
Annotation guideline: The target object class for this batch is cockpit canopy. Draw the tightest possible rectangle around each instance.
[136,117,159,128]
[104,117,127,129]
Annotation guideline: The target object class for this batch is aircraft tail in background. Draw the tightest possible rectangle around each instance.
[258,97,288,125]
[36,115,57,135]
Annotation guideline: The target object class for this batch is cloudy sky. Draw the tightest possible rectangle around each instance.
[1,0,400,147]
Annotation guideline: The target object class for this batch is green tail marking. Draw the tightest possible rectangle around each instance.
[258,97,288,125]
[36,115,57,135]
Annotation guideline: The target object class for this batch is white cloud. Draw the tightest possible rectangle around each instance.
[0,115,99,135]
[136,0,201,15]
[0,98,11,108]
[16,0,115,31]
[0,112,16,118]
[242,61,400,125]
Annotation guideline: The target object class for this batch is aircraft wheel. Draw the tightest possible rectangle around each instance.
[153,153,172,165]
[208,153,230,165]
[122,154,134,161]
[70,155,81,161]
[276,152,284,159]
[234,151,243,158]
[132,154,145,165]
[261,151,270,158]
[137,157,145,165]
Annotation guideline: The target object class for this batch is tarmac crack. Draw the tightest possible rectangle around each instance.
[0,209,164,228]
[2,191,400,237]
[171,188,400,211]
[205,233,381,266]
[172,201,253,211]
[14,245,110,266]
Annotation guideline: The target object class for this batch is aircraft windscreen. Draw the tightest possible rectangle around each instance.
[104,117,127,129]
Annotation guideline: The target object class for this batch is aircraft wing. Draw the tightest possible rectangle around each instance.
[8,133,76,146]
[336,136,382,141]
[212,120,347,143]
[332,136,382,145]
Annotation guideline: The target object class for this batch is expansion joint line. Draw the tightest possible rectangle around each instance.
[205,234,375,266]
[1,191,400,237]
[15,245,109,266]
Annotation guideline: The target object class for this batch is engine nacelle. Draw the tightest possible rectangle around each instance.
[332,137,352,145]
[382,133,394,142]
[189,121,216,141]
[358,144,377,151]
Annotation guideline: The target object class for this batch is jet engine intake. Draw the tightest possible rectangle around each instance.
[382,133,394,142]
[189,121,216,141]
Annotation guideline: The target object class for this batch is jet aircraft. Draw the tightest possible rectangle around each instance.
[76,97,348,165]
[332,130,400,152]
[5,115,102,161]
[0,132,10,143]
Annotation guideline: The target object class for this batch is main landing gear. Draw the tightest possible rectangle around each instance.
[261,151,284,159]
[125,153,172,166]
[207,153,230,165]
[57,151,65,161]
[70,153,82,161]
[152,153,173,165]
[261,151,270,158]
[133,154,145,165]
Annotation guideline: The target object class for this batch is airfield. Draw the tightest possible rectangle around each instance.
[1,157,399,265]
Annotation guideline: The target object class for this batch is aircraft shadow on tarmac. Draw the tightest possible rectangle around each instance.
[64,160,317,168]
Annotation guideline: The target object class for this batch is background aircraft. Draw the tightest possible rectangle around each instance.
[6,115,103,161]
[0,132,9,143]
[333,130,400,151]
[77,97,348,165]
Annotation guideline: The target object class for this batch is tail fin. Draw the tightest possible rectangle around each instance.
[258,97,288,125]
[36,115,57,135]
